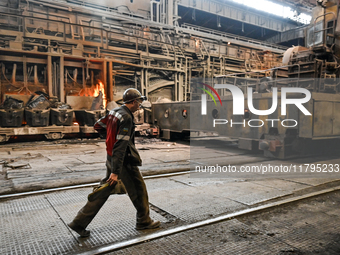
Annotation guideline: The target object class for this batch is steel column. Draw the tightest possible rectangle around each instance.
[102,60,107,100]
[47,55,53,96]
[60,56,64,102]
[108,61,113,102]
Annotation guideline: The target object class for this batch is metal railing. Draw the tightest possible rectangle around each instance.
[181,23,288,51]
[0,11,186,59]
[312,12,336,48]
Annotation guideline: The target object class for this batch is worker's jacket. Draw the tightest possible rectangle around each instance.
[94,105,142,175]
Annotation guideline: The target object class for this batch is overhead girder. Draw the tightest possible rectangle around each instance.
[266,26,306,44]
[178,0,300,32]
[273,0,316,13]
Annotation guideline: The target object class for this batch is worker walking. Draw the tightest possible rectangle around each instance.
[68,88,160,237]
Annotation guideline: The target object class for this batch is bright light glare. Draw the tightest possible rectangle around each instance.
[232,0,312,24]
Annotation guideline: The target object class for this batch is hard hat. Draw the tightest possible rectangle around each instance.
[123,88,147,103]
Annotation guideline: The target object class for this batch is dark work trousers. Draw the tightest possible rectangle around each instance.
[72,163,151,229]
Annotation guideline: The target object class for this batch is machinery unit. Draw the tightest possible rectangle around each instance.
[152,0,340,158]
[50,108,74,126]
[0,0,287,142]
[0,0,333,153]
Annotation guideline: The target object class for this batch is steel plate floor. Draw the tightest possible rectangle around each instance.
[0,187,167,255]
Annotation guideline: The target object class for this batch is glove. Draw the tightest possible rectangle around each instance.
[87,180,126,202]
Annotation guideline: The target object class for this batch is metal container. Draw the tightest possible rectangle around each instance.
[74,109,106,126]
[50,108,74,126]
[0,109,24,127]
[25,109,50,127]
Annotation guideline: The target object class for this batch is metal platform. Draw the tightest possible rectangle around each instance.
[112,190,340,254]
[1,139,339,254]
[0,125,80,142]
[0,187,167,255]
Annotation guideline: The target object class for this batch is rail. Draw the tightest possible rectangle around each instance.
[181,23,288,51]
[81,185,340,254]
[216,62,332,92]
[0,170,191,200]
[0,11,185,59]
[312,12,336,48]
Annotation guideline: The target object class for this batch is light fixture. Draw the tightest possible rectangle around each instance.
[317,0,327,7]
[217,16,221,28]
[192,9,196,21]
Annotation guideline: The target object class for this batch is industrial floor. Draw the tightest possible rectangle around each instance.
[1,138,340,254]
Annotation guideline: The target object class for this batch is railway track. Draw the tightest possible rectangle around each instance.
[80,186,340,255]
[0,170,191,200]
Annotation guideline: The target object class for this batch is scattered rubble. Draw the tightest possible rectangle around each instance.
[231,227,261,238]
[5,162,31,169]
[137,138,162,144]
[84,151,96,154]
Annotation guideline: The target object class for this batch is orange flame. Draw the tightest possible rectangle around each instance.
[93,81,107,109]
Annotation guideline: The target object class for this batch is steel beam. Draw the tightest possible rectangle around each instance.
[23,56,27,88]
[178,27,286,53]
[167,0,174,25]
[63,61,102,69]
[60,56,65,102]
[102,60,107,100]
[266,26,306,44]
[47,55,52,97]
[0,55,47,64]
[108,61,113,102]
[178,0,299,32]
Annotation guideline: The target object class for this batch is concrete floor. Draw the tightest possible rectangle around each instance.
[0,138,190,194]
[1,137,339,194]
[111,191,340,255]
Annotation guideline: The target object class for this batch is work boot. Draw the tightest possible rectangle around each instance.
[68,222,91,237]
[136,220,161,230]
